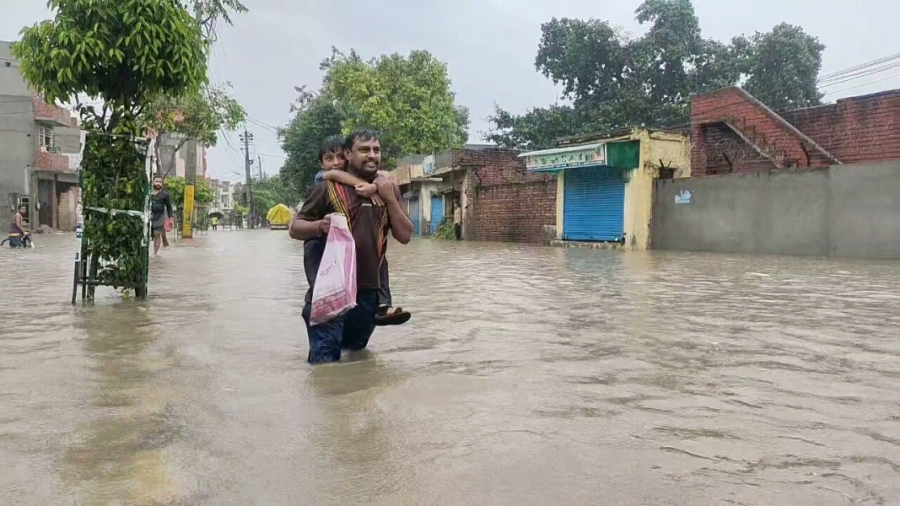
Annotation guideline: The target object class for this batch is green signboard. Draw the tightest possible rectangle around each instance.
[524,144,607,172]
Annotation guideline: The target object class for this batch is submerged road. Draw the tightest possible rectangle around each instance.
[2,231,900,505]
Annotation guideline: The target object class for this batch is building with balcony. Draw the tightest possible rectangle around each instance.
[1,41,83,231]
[208,178,236,214]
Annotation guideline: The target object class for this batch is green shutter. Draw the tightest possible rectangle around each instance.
[606,141,640,169]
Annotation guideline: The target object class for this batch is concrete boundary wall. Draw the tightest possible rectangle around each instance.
[651,161,900,259]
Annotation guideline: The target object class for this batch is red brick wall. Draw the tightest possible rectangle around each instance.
[692,87,900,176]
[35,151,70,171]
[31,94,72,124]
[694,122,778,175]
[456,149,557,243]
[780,90,900,164]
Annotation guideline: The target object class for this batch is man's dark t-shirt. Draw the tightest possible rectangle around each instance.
[298,180,399,293]
[303,237,325,304]
[150,190,173,226]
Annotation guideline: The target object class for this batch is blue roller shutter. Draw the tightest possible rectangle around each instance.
[563,167,625,241]
[430,195,444,235]
[408,197,420,236]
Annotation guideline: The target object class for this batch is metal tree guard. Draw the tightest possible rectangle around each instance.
[72,134,154,304]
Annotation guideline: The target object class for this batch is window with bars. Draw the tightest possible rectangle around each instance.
[37,126,54,151]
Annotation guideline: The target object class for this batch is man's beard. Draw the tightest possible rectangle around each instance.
[349,161,377,181]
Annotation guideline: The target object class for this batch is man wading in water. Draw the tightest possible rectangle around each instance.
[290,129,413,364]
[150,177,174,256]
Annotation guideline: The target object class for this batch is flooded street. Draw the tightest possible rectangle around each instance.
[2,231,900,505]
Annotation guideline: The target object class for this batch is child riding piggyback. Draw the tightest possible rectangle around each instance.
[305,135,411,326]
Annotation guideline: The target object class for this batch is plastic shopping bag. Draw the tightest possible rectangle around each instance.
[310,214,357,325]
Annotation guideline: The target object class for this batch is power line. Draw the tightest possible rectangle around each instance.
[215,36,234,84]
[822,72,900,97]
[817,52,900,83]
[246,117,278,133]
[819,61,900,88]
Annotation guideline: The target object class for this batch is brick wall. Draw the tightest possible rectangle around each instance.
[456,148,557,243]
[691,87,900,176]
[31,94,71,124]
[35,150,70,171]
[780,90,900,164]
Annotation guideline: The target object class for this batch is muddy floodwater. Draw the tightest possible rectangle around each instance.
[2,231,900,505]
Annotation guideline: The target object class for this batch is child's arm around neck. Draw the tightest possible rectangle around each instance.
[322,169,367,187]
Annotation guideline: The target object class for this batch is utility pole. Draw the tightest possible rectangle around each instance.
[181,139,197,238]
[182,0,206,238]
[240,130,254,228]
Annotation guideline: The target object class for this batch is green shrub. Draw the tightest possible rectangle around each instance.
[433,218,456,240]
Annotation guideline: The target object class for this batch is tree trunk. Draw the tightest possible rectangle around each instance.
[154,140,163,177]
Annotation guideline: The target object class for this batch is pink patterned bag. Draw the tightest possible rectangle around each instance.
[310,214,357,325]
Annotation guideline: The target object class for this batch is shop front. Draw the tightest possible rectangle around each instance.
[521,128,689,250]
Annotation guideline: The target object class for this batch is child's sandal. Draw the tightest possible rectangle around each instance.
[375,307,411,326]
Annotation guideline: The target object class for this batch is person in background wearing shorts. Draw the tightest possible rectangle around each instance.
[150,177,174,256]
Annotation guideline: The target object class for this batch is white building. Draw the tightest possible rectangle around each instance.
[158,132,206,180]
[208,179,235,214]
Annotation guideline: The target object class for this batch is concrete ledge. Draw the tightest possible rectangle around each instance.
[549,240,624,250]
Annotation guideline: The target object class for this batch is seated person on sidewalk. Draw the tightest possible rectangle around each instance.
[290,129,414,364]
[309,135,410,326]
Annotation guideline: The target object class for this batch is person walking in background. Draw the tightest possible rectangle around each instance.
[150,177,173,256]
[211,216,218,231]
[453,201,462,240]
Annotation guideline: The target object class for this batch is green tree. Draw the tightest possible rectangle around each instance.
[13,0,207,297]
[277,86,344,198]
[186,0,247,40]
[14,0,207,134]
[486,0,821,148]
[144,83,247,176]
[733,23,825,109]
[485,104,581,150]
[163,176,215,206]
[250,174,297,215]
[320,48,469,155]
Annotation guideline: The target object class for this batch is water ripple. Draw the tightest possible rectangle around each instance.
[1,233,899,504]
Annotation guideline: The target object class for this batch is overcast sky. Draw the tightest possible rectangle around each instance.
[2,1,897,180]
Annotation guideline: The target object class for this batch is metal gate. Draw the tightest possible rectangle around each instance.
[430,195,444,235]
[563,167,625,241]
[408,197,420,236]
[37,179,54,228]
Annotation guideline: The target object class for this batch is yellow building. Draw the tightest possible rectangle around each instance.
[519,127,690,250]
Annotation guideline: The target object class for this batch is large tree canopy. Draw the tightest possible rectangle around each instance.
[735,23,825,109]
[487,0,824,149]
[321,48,469,155]
[278,49,469,198]
[277,86,344,200]
[13,0,208,134]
